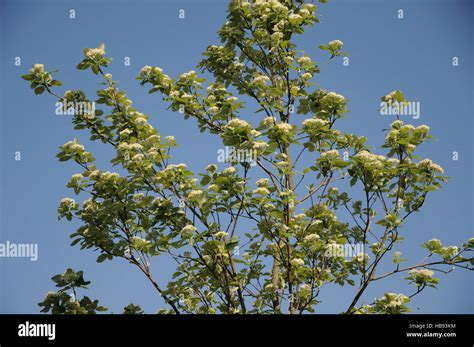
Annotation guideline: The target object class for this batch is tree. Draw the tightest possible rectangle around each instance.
[23,0,473,315]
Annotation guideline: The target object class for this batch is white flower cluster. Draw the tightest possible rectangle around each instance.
[382,90,404,103]
[179,70,198,81]
[288,13,303,25]
[354,252,370,264]
[85,44,105,60]
[298,283,311,299]
[320,149,339,160]
[417,159,444,173]
[208,106,219,114]
[290,258,305,267]
[139,65,153,76]
[408,268,434,283]
[187,189,205,201]
[119,128,133,139]
[252,75,270,87]
[423,238,442,252]
[252,187,270,196]
[214,231,228,239]
[60,197,76,207]
[375,293,410,310]
[222,166,237,175]
[225,118,252,131]
[256,178,269,187]
[302,118,328,133]
[30,63,45,74]
[274,122,293,135]
[439,245,458,260]
[130,236,151,250]
[222,119,260,147]
[71,173,83,181]
[254,0,289,14]
[354,150,386,169]
[259,116,276,129]
[321,91,346,106]
[297,56,312,66]
[181,224,197,238]
[328,40,343,51]
[62,140,86,154]
[302,233,320,250]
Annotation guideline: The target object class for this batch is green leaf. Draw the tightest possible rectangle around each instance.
[34,86,45,95]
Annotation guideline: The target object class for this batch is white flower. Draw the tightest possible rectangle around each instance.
[252,187,270,195]
[256,178,269,187]
[252,75,270,87]
[302,118,327,130]
[400,124,415,132]
[260,116,276,129]
[297,56,311,65]
[208,106,219,114]
[418,159,444,173]
[181,224,197,238]
[440,246,458,260]
[271,32,284,41]
[132,154,145,162]
[179,70,197,80]
[299,283,311,298]
[60,197,75,205]
[303,234,320,243]
[140,65,153,76]
[71,174,83,181]
[416,125,429,133]
[301,72,312,80]
[288,13,302,24]
[328,40,343,51]
[226,118,251,129]
[355,252,369,263]
[299,8,310,17]
[252,140,268,151]
[85,44,105,59]
[390,120,403,129]
[135,117,148,125]
[320,149,339,160]
[119,129,133,138]
[214,231,228,239]
[409,268,434,278]
[323,92,346,104]
[188,189,204,200]
[169,90,180,99]
[275,122,293,135]
[32,64,45,73]
[222,166,236,175]
[387,158,400,165]
[290,258,305,267]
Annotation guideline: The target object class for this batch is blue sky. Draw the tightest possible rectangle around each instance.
[0,0,472,313]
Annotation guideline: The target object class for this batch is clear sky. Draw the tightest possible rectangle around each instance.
[0,0,472,313]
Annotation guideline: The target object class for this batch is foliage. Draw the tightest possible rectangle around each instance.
[24,0,473,314]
